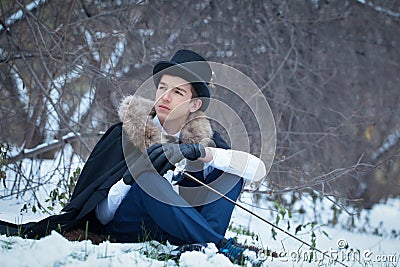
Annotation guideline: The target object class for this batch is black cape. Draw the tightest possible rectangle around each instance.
[1,123,127,237]
[0,122,229,239]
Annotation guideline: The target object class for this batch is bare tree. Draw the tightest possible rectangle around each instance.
[0,0,399,212]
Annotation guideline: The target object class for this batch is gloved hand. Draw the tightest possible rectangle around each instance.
[149,143,206,176]
[123,143,164,185]
[123,143,206,185]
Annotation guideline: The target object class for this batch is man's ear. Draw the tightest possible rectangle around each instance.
[190,99,203,112]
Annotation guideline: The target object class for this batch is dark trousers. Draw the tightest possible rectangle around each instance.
[106,171,243,245]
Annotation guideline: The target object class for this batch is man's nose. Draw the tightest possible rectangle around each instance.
[162,90,172,101]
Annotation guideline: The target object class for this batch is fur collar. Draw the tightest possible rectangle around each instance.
[118,95,214,151]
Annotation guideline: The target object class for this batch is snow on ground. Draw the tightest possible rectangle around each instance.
[0,154,399,266]
[1,192,399,267]
[231,193,400,266]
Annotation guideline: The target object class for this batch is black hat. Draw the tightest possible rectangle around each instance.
[153,49,212,111]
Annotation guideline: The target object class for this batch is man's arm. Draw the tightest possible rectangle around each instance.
[199,147,266,182]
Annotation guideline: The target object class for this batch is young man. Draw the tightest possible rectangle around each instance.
[17,50,266,264]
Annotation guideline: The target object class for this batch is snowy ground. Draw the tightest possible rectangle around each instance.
[231,194,400,267]
[1,192,399,267]
[0,152,399,267]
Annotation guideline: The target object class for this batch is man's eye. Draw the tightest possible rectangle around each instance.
[158,86,167,90]
[175,90,184,96]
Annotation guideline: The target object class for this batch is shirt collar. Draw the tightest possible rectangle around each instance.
[152,116,180,138]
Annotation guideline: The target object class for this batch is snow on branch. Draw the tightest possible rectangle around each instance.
[0,0,47,32]
[372,128,400,160]
[45,65,84,142]
[7,132,105,163]
[357,0,400,18]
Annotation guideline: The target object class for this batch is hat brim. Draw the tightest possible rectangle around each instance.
[153,61,210,111]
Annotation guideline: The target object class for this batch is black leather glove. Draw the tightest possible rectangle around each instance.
[123,143,206,185]
[123,143,164,185]
[150,143,206,176]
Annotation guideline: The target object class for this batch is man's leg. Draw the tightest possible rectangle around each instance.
[106,172,224,245]
[198,173,243,235]
[178,172,243,236]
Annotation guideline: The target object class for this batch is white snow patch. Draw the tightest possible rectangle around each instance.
[1,157,399,267]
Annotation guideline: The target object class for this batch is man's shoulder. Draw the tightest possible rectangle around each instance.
[101,122,123,137]
[91,122,123,149]
[212,130,230,149]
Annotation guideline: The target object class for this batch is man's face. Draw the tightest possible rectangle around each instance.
[154,74,202,127]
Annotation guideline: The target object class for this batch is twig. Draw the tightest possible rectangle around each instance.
[7,132,104,163]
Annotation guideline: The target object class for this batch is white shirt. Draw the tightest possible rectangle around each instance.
[95,116,264,225]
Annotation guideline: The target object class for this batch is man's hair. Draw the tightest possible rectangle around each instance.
[190,85,199,99]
